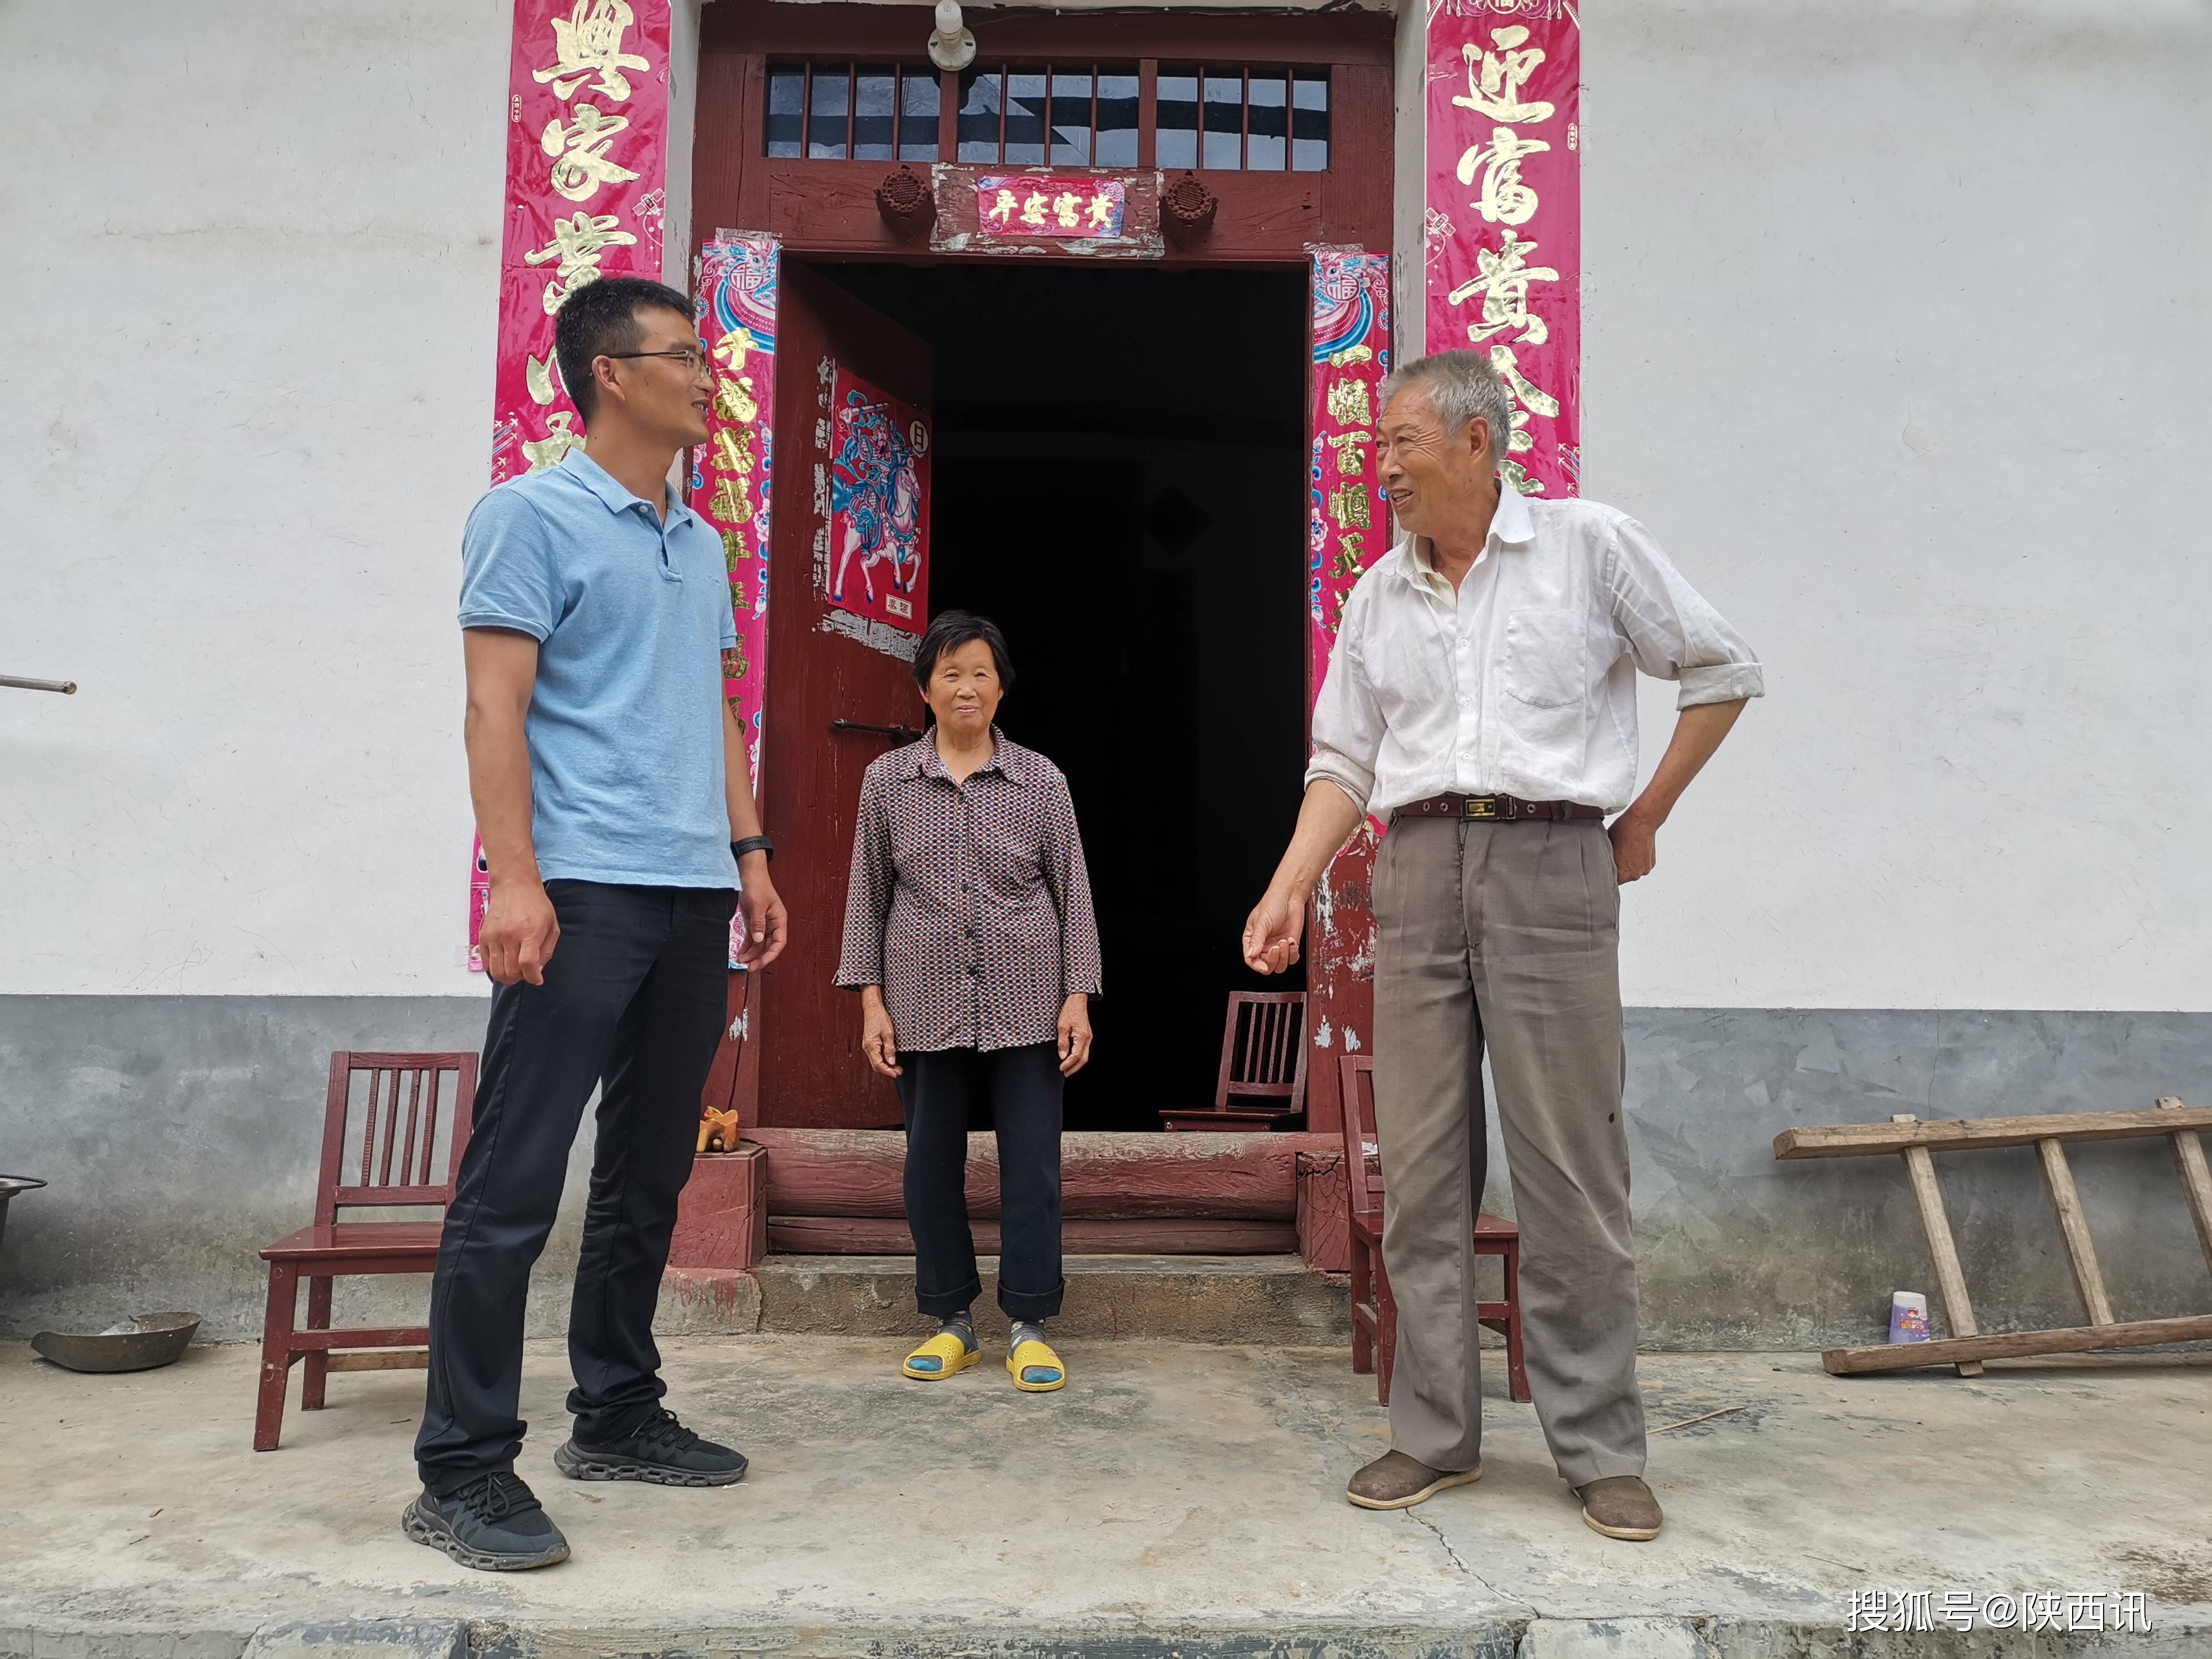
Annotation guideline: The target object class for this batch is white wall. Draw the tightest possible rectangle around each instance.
[1573,0,2212,1010]
[4,1,2206,1011]
[2,1,509,998]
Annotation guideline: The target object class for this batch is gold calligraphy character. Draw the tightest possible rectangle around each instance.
[522,410,586,472]
[1020,191,1051,227]
[712,426,757,476]
[1456,126,1549,227]
[713,374,759,425]
[524,210,639,314]
[1332,539,1365,579]
[1326,431,1370,475]
[709,475,750,523]
[526,350,562,406]
[1446,228,1557,346]
[719,529,752,569]
[1326,482,1372,531]
[1489,344,1560,432]
[712,327,758,372]
[987,189,1018,226]
[1051,191,1083,229]
[1489,345,1560,493]
[1087,191,1115,229]
[1452,27,1554,124]
[540,105,641,203]
[1324,377,1372,429]
[1328,343,1373,369]
[534,0,652,103]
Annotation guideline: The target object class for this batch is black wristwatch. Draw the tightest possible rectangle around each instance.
[732,834,775,865]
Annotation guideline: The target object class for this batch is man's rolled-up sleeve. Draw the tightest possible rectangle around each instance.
[1303,586,1384,811]
[458,489,560,640]
[1608,515,1766,708]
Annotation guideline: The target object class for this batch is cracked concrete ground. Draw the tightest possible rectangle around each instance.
[4,1338,2210,1657]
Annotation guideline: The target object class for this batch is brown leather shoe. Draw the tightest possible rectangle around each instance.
[1576,1475,1662,1540]
[1345,1450,1483,1511]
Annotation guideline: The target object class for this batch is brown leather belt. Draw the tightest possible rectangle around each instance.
[1396,793,1607,823]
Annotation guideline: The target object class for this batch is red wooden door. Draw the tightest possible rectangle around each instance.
[754,261,933,1129]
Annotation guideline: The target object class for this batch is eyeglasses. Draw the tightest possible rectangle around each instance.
[603,347,714,378]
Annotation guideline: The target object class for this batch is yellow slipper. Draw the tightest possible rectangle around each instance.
[1007,1338,1066,1392]
[902,1331,980,1381]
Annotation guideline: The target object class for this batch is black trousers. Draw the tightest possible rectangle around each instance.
[415,879,734,1492]
[895,1042,1066,1322]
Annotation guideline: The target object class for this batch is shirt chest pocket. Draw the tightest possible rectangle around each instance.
[973,807,1044,890]
[1501,608,1586,710]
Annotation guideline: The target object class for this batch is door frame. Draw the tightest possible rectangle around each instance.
[691,2,1390,1260]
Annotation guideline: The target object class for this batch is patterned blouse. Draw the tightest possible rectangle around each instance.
[836,729,1104,1055]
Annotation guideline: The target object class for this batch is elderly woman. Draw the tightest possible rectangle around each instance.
[836,610,1102,1391]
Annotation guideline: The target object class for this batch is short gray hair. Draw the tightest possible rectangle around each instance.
[1380,351,1512,473]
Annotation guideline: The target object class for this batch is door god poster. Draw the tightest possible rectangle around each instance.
[827,368,930,633]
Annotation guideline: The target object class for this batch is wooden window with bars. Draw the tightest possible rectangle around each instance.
[1155,67,1329,172]
[766,64,942,161]
[765,61,1328,171]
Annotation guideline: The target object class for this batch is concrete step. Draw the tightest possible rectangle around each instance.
[660,1252,1350,1343]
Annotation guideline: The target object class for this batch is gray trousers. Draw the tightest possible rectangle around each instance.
[1370,815,1645,1488]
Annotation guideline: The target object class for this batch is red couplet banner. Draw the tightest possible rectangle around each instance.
[473,0,675,970]
[1307,248,1394,675]
[491,0,674,488]
[691,235,781,968]
[1302,246,1393,1134]
[1424,0,1581,499]
[691,237,780,766]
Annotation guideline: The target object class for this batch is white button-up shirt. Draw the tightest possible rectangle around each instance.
[1306,487,1764,816]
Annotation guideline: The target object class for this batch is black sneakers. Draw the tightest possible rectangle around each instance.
[401,1472,570,1571]
[554,1406,749,1487]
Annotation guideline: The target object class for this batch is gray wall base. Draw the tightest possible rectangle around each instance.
[1,996,2206,1345]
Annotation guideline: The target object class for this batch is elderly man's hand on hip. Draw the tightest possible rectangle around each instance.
[1608,807,1658,883]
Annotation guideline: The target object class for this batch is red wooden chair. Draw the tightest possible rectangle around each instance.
[1160,992,1310,1131]
[1338,1054,1528,1404]
[254,1051,477,1451]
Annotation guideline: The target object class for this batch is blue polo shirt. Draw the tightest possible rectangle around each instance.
[458,450,739,890]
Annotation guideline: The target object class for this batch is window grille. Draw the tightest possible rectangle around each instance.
[766,63,942,161]
[955,65,1142,166]
[1156,69,1329,172]
[765,62,1329,171]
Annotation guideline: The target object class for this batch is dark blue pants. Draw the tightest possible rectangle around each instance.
[896,1042,1066,1322]
[415,880,734,1493]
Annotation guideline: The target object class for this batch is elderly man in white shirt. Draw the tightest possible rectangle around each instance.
[1243,351,1761,1541]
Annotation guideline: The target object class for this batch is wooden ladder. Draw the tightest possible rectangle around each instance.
[1774,1098,2212,1376]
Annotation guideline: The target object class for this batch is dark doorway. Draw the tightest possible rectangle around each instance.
[814,260,1310,1131]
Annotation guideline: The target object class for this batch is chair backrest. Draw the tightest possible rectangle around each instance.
[314,1051,478,1224]
[1216,992,1310,1114]
[1337,1053,1384,1219]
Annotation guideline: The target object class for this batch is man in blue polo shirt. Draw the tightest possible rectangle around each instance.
[405,276,789,1572]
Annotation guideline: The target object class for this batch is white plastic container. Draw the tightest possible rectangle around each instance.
[1888,1290,1930,1343]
